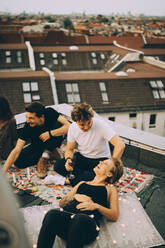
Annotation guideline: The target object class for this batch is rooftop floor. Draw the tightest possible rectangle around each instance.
[12,144,165,248]
[122,147,165,247]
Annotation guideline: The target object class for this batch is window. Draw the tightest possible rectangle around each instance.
[100,53,105,59]
[23,93,32,103]
[39,53,44,58]
[5,51,11,56]
[91,53,97,64]
[22,82,40,103]
[109,117,115,121]
[149,114,156,128]
[17,51,21,57]
[31,82,39,91]
[17,51,22,63]
[5,50,11,63]
[61,53,67,65]
[99,82,106,91]
[40,59,45,65]
[17,57,22,63]
[61,53,66,57]
[92,58,97,64]
[22,82,30,91]
[62,59,67,65]
[99,82,109,104]
[6,57,11,63]
[149,80,165,99]
[91,52,96,57]
[53,59,58,65]
[65,83,80,104]
[39,53,45,65]
[129,113,137,118]
[52,53,57,58]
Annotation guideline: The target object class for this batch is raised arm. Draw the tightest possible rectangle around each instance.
[39,115,70,142]
[3,138,25,173]
[51,115,70,137]
[109,134,125,160]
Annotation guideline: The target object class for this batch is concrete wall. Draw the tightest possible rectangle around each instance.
[122,144,165,172]
[100,110,165,137]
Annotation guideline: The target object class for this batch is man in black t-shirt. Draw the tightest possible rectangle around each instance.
[3,102,70,178]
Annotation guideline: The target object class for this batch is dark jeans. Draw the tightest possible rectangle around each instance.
[15,137,63,169]
[37,209,99,248]
[54,152,108,186]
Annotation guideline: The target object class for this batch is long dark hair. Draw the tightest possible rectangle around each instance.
[0,97,13,121]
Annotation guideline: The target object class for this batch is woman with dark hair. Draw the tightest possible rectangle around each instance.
[0,97,17,161]
[37,157,124,248]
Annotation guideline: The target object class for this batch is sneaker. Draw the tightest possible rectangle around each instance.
[37,157,47,179]
[43,174,66,185]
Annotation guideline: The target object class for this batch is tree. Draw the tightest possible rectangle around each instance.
[63,18,74,30]
[44,24,51,30]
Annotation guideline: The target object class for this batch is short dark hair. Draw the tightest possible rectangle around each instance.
[71,102,94,122]
[25,102,45,117]
[0,97,13,121]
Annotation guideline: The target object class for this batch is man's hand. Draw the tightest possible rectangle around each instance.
[39,131,50,142]
[65,158,74,172]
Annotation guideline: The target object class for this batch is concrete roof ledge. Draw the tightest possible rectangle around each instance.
[15,104,165,155]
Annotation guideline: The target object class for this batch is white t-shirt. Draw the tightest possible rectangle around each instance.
[67,118,116,159]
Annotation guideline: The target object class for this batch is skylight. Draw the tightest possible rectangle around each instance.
[149,80,165,99]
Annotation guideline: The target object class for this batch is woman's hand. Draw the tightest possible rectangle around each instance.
[74,194,98,211]
[74,194,92,203]
[76,201,98,211]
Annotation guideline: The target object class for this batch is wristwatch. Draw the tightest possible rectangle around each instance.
[49,130,53,138]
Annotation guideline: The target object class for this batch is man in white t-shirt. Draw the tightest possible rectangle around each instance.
[53,102,125,186]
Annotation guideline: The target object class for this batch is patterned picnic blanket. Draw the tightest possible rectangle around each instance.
[7,162,154,204]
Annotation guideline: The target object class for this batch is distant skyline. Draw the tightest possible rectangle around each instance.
[1,0,165,16]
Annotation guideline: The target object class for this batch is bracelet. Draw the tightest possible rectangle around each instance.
[49,130,53,138]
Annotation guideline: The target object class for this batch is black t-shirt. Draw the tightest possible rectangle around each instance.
[19,107,62,146]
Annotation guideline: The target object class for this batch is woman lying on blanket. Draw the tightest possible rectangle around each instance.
[37,157,124,248]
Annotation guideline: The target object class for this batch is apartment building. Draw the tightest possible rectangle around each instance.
[0,41,165,136]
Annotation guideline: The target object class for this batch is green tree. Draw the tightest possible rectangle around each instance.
[63,18,74,30]
[102,17,109,23]
[44,24,51,29]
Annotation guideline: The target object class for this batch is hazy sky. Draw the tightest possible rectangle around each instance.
[1,0,165,16]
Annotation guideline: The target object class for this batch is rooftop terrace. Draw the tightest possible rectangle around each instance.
[0,104,165,247]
